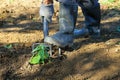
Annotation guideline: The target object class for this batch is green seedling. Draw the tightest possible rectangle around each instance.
[116,41,120,45]
[29,44,50,65]
[108,0,115,3]
[9,0,14,3]
[101,0,115,4]
[32,18,38,21]
[4,44,13,49]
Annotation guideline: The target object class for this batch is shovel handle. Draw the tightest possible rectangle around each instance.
[43,17,49,38]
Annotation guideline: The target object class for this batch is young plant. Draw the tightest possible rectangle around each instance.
[29,44,50,64]
[9,0,14,3]
[4,44,13,49]
[108,0,115,3]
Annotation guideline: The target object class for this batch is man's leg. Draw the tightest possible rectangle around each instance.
[77,0,101,38]
[44,3,78,47]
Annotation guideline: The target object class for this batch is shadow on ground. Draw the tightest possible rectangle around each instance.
[0,4,120,80]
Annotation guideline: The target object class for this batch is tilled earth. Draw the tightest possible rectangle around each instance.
[0,0,120,80]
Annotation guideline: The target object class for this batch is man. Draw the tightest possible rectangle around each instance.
[44,0,101,48]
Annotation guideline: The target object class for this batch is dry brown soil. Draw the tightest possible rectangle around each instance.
[0,0,120,80]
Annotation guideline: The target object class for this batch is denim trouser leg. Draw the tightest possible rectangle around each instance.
[82,4,101,34]
[81,4,101,27]
[40,4,54,23]
[59,3,78,33]
[78,0,101,34]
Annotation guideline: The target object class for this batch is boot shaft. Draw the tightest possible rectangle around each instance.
[59,3,78,33]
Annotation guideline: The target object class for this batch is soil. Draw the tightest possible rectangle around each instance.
[0,0,120,80]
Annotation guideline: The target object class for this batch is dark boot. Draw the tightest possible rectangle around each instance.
[77,0,101,38]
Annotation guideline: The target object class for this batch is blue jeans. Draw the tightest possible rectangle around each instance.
[59,3,78,33]
[59,0,101,34]
[77,0,101,34]
[40,4,54,23]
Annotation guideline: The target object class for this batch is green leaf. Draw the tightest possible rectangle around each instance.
[29,44,50,65]
[44,52,49,59]
[9,0,14,3]
[115,41,120,45]
[32,44,45,53]
[29,53,41,64]
[4,44,13,49]
[108,0,115,3]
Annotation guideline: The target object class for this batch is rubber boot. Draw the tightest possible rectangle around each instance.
[76,0,101,38]
[83,3,101,38]
[73,28,89,38]
[44,3,78,47]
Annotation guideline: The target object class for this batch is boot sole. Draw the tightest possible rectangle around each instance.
[44,36,73,48]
